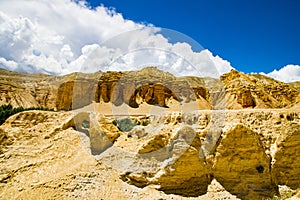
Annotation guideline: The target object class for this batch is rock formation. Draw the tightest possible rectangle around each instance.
[56,79,98,110]
[221,69,299,109]
[0,67,299,199]
[155,126,211,197]
[1,67,299,111]
[54,67,210,110]
[0,68,57,109]
[98,109,298,199]
[272,122,300,189]
[1,109,299,199]
[212,124,276,199]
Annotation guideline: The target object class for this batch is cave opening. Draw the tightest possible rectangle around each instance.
[256,165,264,173]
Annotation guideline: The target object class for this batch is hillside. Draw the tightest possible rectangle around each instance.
[0,67,299,111]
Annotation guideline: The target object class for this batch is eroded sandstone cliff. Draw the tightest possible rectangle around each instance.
[221,70,300,109]
[56,67,210,110]
[2,67,298,111]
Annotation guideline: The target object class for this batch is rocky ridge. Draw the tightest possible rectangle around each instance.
[1,67,299,111]
[56,67,210,110]
[220,70,300,109]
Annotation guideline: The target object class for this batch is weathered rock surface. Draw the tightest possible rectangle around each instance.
[50,68,300,110]
[0,68,57,109]
[156,127,211,197]
[89,114,121,155]
[119,125,211,197]
[1,67,299,111]
[54,67,210,110]
[95,109,299,199]
[0,110,241,200]
[0,67,300,199]
[56,79,98,110]
[0,68,104,110]
[212,124,276,199]
[0,108,300,199]
[221,69,299,109]
[272,122,300,189]
[0,111,148,199]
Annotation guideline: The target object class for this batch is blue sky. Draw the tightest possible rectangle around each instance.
[87,0,300,74]
[0,0,299,82]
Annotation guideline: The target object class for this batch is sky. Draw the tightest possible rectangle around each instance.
[87,0,300,74]
[0,0,299,82]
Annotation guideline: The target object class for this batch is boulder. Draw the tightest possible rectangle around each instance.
[213,124,277,199]
[272,123,300,189]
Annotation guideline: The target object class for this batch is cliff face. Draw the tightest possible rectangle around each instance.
[221,70,300,109]
[212,124,275,199]
[0,69,57,109]
[0,67,299,111]
[56,67,210,110]
[56,79,98,110]
[273,123,300,189]
[48,68,300,111]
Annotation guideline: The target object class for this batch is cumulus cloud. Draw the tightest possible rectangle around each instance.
[261,64,300,83]
[0,0,233,78]
[0,57,18,71]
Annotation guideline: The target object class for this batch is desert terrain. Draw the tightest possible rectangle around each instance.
[0,67,299,199]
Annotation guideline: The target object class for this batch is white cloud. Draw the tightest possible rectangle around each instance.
[261,64,300,83]
[0,0,233,78]
[0,57,18,71]
[60,45,74,61]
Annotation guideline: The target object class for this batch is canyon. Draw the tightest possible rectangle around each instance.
[0,67,299,199]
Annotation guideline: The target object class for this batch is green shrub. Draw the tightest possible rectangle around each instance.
[112,118,139,132]
[81,120,90,128]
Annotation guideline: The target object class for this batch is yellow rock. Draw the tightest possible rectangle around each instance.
[213,124,277,199]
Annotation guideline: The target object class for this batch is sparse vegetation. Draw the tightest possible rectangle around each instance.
[112,118,140,132]
[0,104,54,125]
[81,120,90,128]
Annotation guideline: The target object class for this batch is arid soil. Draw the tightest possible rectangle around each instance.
[0,67,299,199]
